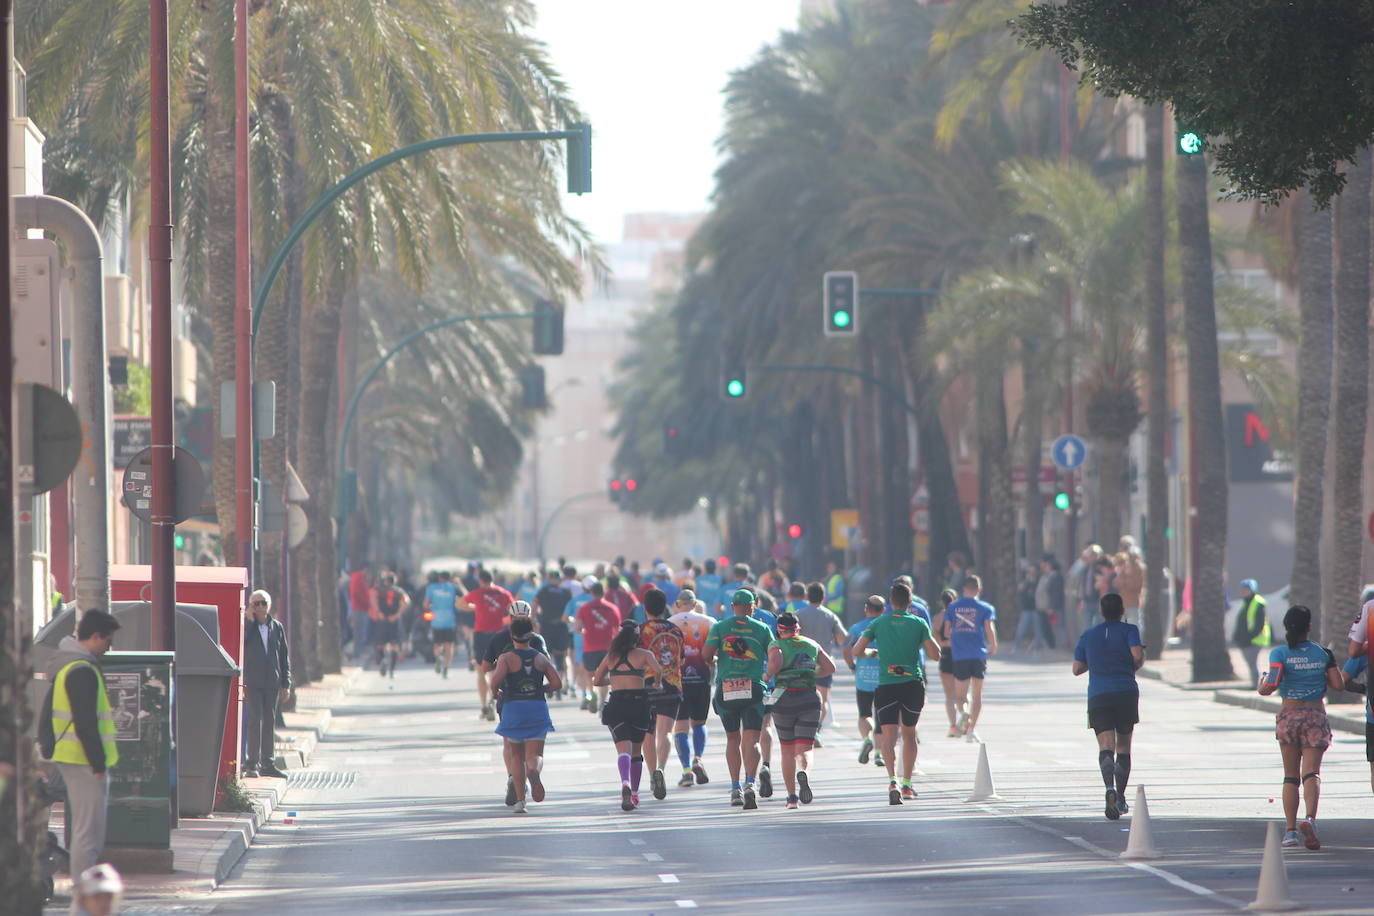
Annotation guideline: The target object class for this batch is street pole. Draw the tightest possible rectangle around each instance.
[234,0,253,581]
[148,0,176,652]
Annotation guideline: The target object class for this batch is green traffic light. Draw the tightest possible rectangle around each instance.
[1177,131,1202,155]
[174,534,186,549]
[726,378,745,398]
[832,309,851,329]
[1054,492,1070,511]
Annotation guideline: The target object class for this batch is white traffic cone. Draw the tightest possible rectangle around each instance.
[1119,785,1161,859]
[964,742,1002,802]
[1245,821,1299,911]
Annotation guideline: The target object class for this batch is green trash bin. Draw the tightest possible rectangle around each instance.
[101,651,175,848]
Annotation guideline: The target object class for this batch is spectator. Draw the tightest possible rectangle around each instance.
[73,864,124,916]
[347,567,373,661]
[1066,544,1103,639]
[1114,550,1146,628]
[242,589,291,778]
[1231,578,1272,685]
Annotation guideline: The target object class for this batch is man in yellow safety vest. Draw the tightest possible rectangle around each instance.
[45,609,121,881]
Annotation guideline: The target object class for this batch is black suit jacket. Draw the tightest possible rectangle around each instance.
[242,616,292,690]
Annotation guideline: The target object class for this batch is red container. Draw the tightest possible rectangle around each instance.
[110,564,247,788]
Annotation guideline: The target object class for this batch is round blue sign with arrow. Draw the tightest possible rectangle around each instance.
[1051,434,1087,471]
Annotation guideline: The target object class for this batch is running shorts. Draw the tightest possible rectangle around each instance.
[472,630,500,662]
[431,627,457,645]
[1087,690,1139,734]
[815,674,834,689]
[874,680,925,727]
[856,689,875,720]
[771,689,822,746]
[675,684,711,722]
[456,610,475,629]
[952,658,987,681]
[583,650,607,673]
[370,619,400,646]
[713,682,766,733]
[1275,705,1331,749]
[602,689,652,744]
[648,685,682,719]
[938,651,954,676]
[1366,721,1373,763]
[541,620,571,653]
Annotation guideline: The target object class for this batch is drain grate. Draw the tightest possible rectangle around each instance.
[287,770,358,790]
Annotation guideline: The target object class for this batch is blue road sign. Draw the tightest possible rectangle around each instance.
[1051,434,1087,471]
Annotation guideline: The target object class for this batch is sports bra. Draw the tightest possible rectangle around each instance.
[609,653,646,678]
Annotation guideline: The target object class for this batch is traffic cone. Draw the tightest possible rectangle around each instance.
[1245,822,1299,911]
[1119,785,1161,859]
[964,743,1002,802]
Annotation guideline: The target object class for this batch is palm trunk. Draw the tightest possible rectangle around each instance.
[1143,104,1169,659]
[1095,435,1127,551]
[1291,194,1333,628]
[1022,351,1046,570]
[977,357,1017,622]
[1329,148,1372,642]
[1177,151,1234,682]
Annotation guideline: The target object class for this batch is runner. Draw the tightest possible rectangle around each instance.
[851,580,940,804]
[1340,651,1373,795]
[605,573,638,622]
[1072,593,1144,821]
[703,589,774,810]
[533,569,573,698]
[516,571,540,606]
[695,559,724,615]
[794,583,847,746]
[943,575,998,743]
[718,563,752,618]
[424,570,460,678]
[575,582,622,713]
[783,582,808,615]
[844,595,887,768]
[461,569,515,721]
[490,616,562,815]
[1259,605,1343,848]
[935,588,960,737]
[593,621,663,811]
[752,599,780,795]
[482,602,549,807]
[372,574,409,678]
[766,612,836,809]
[670,592,715,787]
[639,588,685,800]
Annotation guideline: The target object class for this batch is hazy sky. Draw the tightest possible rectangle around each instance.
[533,1,802,243]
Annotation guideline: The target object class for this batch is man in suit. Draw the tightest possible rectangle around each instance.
[243,589,291,778]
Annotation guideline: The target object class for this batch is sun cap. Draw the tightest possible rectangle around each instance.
[1240,579,1259,592]
[77,864,124,896]
[510,600,533,617]
[731,589,755,605]
[675,588,697,605]
[655,562,672,577]
[582,575,598,590]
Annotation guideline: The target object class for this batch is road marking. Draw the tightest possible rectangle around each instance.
[643,853,663,862]
[628,838,646,846]
[659,874,680,884]
[440,751,492,763]
[675,901,697,909]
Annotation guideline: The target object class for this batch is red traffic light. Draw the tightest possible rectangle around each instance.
[718,555,730,568]
[787,524,802,539]
[667,427,680,438]
[625,479,638,492]
[610,479,623,491]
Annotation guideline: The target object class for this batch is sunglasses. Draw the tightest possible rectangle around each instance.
[249,600,268,607]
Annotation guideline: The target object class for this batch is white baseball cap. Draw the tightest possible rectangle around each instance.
[77,864,124,896]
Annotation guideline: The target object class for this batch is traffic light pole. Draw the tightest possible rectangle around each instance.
[537,491,604,567]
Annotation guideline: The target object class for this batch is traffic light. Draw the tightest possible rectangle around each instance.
[566,122,592,195]
[1177,126,1203,156]
[823,270,859,337]
[721,368,748,401]
[174,533,186,550]
[663,422,685,459]
[1054,491,1070,511]
[609,478,624,504]
[532,299,564,355]
[787,523,802,539]
[519,364,546,409]
[625,478,638,494]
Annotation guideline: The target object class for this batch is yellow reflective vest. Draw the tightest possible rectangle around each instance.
[51,659,119,769]
[825,573,845,617]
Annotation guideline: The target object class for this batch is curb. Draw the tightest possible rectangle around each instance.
[1213,690,1368,735]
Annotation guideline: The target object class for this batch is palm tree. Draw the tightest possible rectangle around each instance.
[1142,104,1169,658]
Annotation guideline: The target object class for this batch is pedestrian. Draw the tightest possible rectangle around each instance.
[371,573,409,677]
[944,551,969,594]
[1232,578,1272,685]
[694,559,724,616]
[347,566,373,661]
[242,589,291,778]
[1072,593,1143,821]
[43,610,120,883]
[1114,550,1145,629]
[1339,652,1372,795]
[1259,605,1342,849]
[793,582,847,743]
[575,581,622,712]
[533,569,574,696]
[718,563,752,618]
[462,568,515,720]
[845,595,888,766]
[766,611,835,809]
[823,557,847,622]
[424,571,460,679]
[943,574,998,743]
[490,615,561,815]
[1018,554,1059,653]
[593,621,662,811]
[703,588,774,809]
[934,588,961,739]
[669,593,716,787]
[481,602,549,807]
[73,863,123,916]
[1066,544,1104,640]
[851,581,941,804]
[638,588,685,800]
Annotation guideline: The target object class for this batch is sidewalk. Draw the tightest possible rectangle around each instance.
[47,667,360,908]
[1140,643,1368,735]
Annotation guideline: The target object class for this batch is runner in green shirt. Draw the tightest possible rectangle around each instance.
[766,612,836,809]
[703,589,773,810]
[852,580,941,805]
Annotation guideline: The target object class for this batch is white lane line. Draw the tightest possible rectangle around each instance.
[643,853,663,862]
[675,901,698,909]
[628,838,646,846]
[659,874,680,884]
[440,752,492,763]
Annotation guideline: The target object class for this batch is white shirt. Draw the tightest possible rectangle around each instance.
[1349,600,1373,644]
[258,620,272,654]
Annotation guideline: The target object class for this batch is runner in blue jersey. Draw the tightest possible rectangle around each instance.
[718,563,752,619]
[942,574,998,744]
[424,570,461,678]
[1340,653,1373,796]
[844,595,887,768]
[1259,605,1343,849]
[695,559,725,615]
[1073,593,1143,821]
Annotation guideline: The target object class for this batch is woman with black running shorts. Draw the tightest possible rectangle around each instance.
[593,621,663,811]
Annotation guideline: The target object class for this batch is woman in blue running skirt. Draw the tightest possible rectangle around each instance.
[491,616,563,814]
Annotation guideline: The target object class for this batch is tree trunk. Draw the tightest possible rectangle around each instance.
[1021,350,1046,571]
[1094,434,1127,552]
[1177,152,1234,682]
[976,359,1017,622]
[1329,148,1372,643]
[202,30,240,567]
[1143,104,1170,660]
[1291,194,1333,630]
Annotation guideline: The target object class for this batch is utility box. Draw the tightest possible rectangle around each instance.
[100,651,174,848]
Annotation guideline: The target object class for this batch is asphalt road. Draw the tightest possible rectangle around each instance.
[193,653,1372,915]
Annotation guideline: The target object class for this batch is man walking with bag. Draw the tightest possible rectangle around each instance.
[243,589,292,778]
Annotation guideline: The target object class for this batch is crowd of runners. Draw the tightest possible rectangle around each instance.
[347,555,1374,834]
